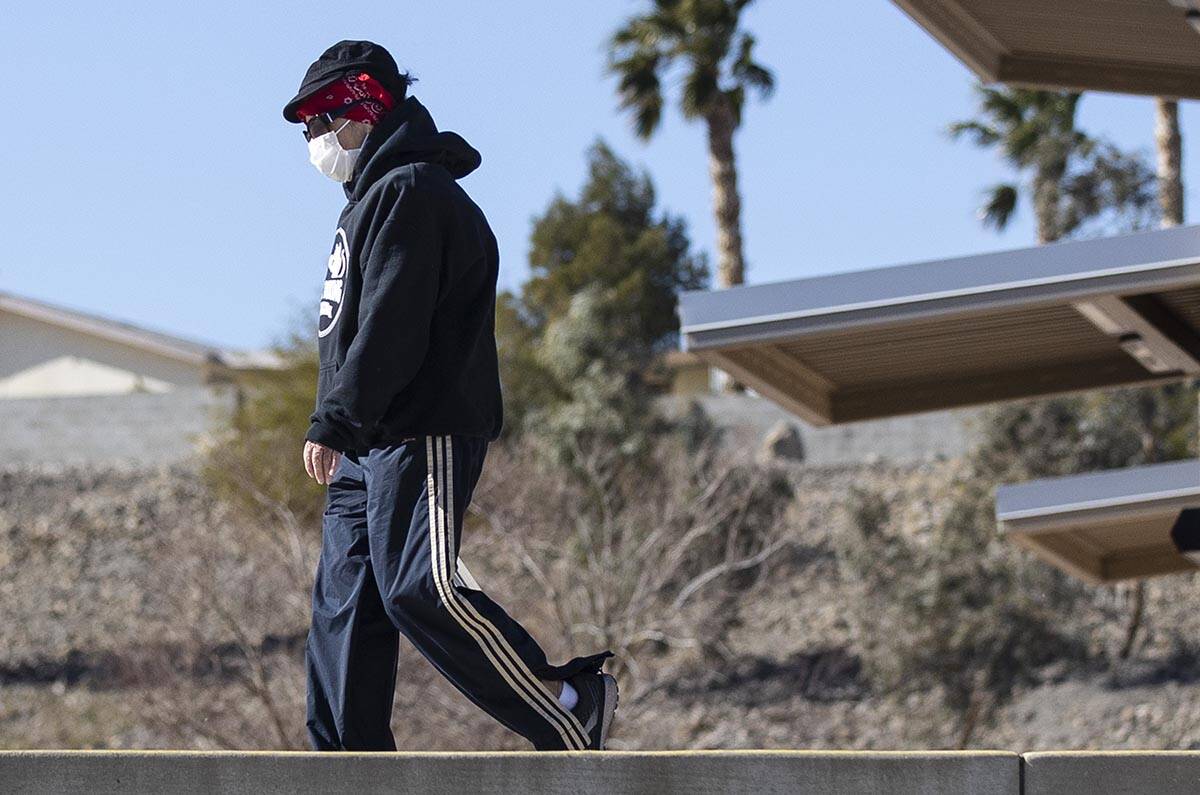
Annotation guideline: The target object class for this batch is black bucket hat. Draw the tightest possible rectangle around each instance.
[282,40,409,123]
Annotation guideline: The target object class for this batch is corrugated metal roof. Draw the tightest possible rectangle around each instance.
[997,459,1200,522]
[995,459,1200,583]
[681,226,1200,341]
[678,226,1200,425]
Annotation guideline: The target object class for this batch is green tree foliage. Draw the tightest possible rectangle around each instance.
[524,138,708,347]
[499,139,708,439]
[526,286,664,485]
[494,289,560,437]
[949,83,1186,487]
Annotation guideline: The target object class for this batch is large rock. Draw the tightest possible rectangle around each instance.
[761,421,806,463]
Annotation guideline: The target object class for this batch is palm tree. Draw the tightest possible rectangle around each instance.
[950,88,1082,244]
[1129,96,1188,661]
[954,86,1172,663]
[949,86,1155,243]
[607,0,774,289]
[1155,97,1185,228]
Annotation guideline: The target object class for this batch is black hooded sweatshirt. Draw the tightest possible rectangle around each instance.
[305,94,503,455]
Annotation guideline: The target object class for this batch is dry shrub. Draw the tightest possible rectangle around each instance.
[137,485,317,750]
[836,480,1088,748]
[469,414,794,704]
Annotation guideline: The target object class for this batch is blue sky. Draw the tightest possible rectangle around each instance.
[1,1,1196,352]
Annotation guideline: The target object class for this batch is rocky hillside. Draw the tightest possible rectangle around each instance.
[3,456,1200,751]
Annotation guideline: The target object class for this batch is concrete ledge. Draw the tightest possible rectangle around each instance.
[0,750,1019,795]
[1023,751,1200,795]
[17,748,1200,793]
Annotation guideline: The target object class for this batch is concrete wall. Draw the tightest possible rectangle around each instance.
[1,378,977,471]
[7,750,1200,794]
[0,751,1019,795]
[1023,752,1200,795]
[658,393,980,465]
[0,386,235,467]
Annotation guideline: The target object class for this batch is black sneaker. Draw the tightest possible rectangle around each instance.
[566,671,619,750]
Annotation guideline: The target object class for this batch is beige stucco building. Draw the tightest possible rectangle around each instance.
[0,290,284,466]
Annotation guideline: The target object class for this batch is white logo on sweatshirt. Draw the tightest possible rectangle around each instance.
[318,228,349,338]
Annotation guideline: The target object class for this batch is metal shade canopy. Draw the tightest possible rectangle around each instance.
[891,0,1200,98]
[995,459,1200,583]
[678,225,1200,426]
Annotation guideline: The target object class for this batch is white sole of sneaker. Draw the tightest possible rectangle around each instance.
[598,673,619,750]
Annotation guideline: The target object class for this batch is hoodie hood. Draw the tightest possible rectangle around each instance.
[343,94,482,201]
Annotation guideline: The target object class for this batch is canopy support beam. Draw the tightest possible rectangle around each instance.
[1073,294,1200,375]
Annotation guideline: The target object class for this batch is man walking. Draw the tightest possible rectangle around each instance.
[283,40,618,752]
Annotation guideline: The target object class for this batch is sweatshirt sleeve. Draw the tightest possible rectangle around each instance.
[305,183,442,454]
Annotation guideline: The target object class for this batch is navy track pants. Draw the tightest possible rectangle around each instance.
[305,433,612,751]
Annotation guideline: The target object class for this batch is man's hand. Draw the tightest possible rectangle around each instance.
[304,440,343,485]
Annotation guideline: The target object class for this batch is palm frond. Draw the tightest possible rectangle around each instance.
[1061,141,1159,235]
[680,66,722,117]
[980,184,1019,231]
[1071,132,1096,158]
[978,86,1026,126]
[633,93,665,140]
[611,15,679,49]
[606,0,773,136]
[727,85,746,127]
[731,32,775,98]
[947,120,1000,146]
[1005,122,1044,166]
[610,49,666,140]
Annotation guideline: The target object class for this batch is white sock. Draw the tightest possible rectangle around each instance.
[558,680,578,710]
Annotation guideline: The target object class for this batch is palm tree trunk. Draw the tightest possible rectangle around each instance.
[1156,97,1184,228]
[705,97,748,393]
[1117,379,1168,661]
[1118,581,1146,660]
[1033,170,1062,244]
[705,98,747,289]
[1127,98,1185,661]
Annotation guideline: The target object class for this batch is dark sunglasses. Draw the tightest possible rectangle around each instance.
[302,100,370,142]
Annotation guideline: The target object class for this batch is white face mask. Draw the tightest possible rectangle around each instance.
[307,119,361,182]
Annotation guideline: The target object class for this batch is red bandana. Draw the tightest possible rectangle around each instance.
[294,72,396,125]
